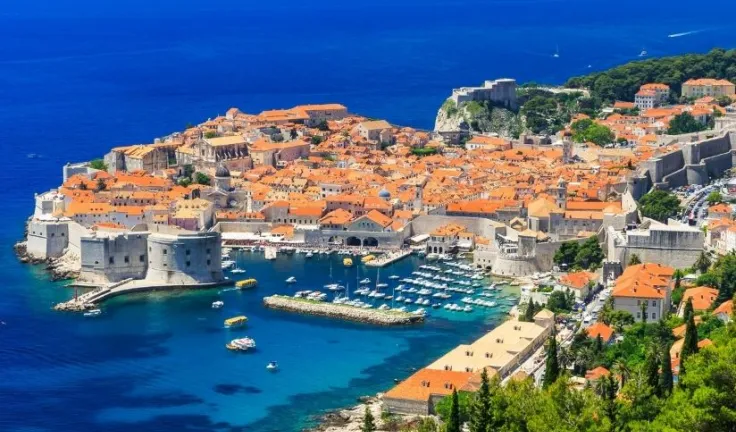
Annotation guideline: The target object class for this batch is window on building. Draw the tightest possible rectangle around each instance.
[636,312,641,318]
[124,256,129,263]
[186,261,191,267]
[163,249,167,255]
[637,300,640,306]
[207,259,211,265]
[109,257,114,265]
[186,249,191,256]
[206,248,211,254]
[140,255,145,262]
[651,300,656,306]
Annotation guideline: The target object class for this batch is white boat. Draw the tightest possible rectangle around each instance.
[376,283,389,289]
[212,301,224,309]
[305,251,314,258]
[221,260,235,269]
[264,246,278,260]
[360,278,371,284]
[230,268,246,274]
[267,361,279,371]
[378,304,391,311]
[388,275,400,280]
[285,276,297,284]
[227,337,256,351]
[83,309,101,317]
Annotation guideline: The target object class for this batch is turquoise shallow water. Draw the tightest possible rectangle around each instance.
[0,249,516,431]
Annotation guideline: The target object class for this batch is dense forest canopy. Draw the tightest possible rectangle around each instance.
[565,48,736,102]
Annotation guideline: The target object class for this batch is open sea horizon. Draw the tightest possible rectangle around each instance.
[1,0,736,430]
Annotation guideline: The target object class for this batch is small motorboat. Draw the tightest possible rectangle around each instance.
[83,309,101,317]
[212,301,224,309]
[305,251,314,258]
[230,268,246,274]
[360,278,371,284]
[285,276,297,284]
[388,275,400,280]
[227,337,256,351]
[266,361,279,371]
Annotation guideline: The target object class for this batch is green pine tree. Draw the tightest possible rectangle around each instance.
[595,334,604,353]
[360,406,376,432]
[543,332,560,388]
[446,389,461,432]
[659,343,673,396]
[469,369,492,432]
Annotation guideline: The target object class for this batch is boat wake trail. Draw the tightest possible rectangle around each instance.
[668,30,703,38]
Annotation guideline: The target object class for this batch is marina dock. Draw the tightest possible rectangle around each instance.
[364,250,412,267]
[263,295,424,325]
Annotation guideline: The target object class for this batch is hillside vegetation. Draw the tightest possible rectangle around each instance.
[565,48,736,102]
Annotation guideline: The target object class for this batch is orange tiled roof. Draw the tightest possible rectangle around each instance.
[681,286,719,311]
[384,368,473,402]
[586,322,614,343]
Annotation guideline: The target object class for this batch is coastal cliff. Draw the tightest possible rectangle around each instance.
[433,99,522,138]
[14,240,80,281]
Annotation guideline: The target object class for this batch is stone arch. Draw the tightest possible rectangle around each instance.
[345,236,362,247]
[327,236,341,245]
[363,237,378,248]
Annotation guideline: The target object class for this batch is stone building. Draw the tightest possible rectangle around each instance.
[450,78,518,109]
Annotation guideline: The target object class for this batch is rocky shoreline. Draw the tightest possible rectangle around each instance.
[306,394,427,432]
[13,240,80,281]
[263,295,425,325]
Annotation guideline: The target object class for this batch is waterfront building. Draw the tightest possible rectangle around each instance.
[384,310,553,415]
[383,369,474,415]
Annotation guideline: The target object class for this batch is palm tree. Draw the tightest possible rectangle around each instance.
[612,359,631,388]
[694,251,711,274]
[558,345,573,371]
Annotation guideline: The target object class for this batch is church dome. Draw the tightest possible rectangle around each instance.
[378,188,391,199]
[215,164,230,178]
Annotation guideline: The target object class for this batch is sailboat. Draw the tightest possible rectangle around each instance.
[639,47,648,57]
[553,44,560,58]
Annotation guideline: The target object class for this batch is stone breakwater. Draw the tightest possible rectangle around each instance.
[263,295,424,325]
[307,394,429,432]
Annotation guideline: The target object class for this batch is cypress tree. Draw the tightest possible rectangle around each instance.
[644,348,660,394]
[360,406,376,432]
[469,369,492,432]
[524,300,536,322]
[681,305,699,361]
[595,334,604,353]
[446,389,461,432]
[543,332,560,388]
[659,343,673,396]
[640,301,648,323]
[683,297,694,322]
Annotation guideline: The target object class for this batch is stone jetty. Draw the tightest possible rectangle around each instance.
[263,295,424,325]
[364,250,412,267]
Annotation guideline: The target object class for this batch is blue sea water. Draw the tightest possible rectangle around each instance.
[1,0,736,430]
